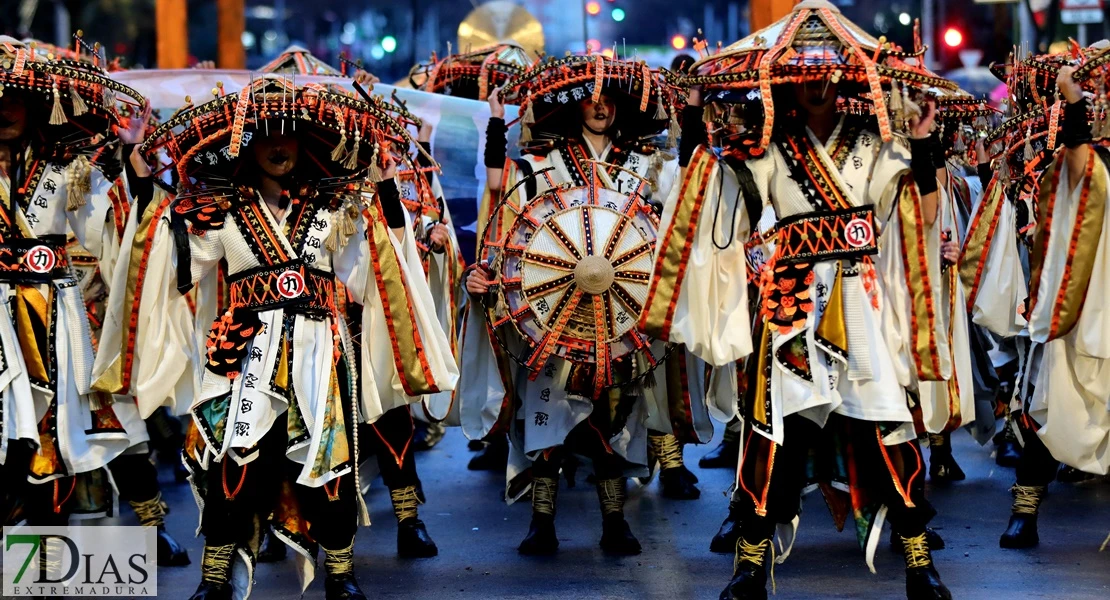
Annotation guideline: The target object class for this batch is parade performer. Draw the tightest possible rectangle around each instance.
[460,52,711,554]
[255,47,446,559]
[0,36,151,534]
[966,42,1110,549]
[414,42,532,471]
[94,76,457,600]
[649,2,968,597]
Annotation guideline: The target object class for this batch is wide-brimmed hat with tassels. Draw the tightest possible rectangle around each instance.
[498,52,676,148]
[141,75,417,189]
[413,43,532,101]
[685,0,956,152]
[259,45,343,76]
[0,35,143,154]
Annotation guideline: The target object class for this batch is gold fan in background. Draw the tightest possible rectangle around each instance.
[458,1,545,58]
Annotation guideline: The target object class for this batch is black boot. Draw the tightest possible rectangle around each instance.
[928,434,965,484]
[391,486,438,558]
[257,525,287,562]
[890,528,945,553]
[1056,465,1098,483]
[701,427,741,469]
[650,433,701,500]
[413,421,447,451]
[324,542,367,600]
[519,476,559,555]
[596,478,641,555]
[719,535,770,600]
[1000,484,1045,549]
[188,544,234,600]
[900,532,951,600]
[468,436,509,471]
[600,514,642,555]
[130,494,190,566]
[187,582,232,600]
[710,501,743,554]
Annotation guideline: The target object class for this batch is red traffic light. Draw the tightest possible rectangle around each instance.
[943,27,963,48]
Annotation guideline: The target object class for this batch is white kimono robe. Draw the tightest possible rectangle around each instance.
[1025,148,1110,475]
[645,117,969,446]
[398,167,465,423]
[0,158,144,478]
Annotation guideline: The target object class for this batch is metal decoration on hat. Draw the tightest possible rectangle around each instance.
[499,52,677,150]
[0,33,144,155]
[684,0,957,153]
[477,162,669,396]
[932,87,1000,160]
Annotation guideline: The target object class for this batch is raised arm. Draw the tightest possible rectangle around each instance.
[485,87,507,196]
[1058,66,1092,192]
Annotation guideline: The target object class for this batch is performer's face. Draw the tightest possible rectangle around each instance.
[0,94,28,141]
[793,81,838,117]
[580,95,617,135]
[252,132,299,177]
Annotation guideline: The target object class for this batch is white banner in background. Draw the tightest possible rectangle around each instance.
[112,70,521,261]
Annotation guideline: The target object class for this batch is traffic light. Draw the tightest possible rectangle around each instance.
[381,36,397,53]
[586,1,601,16]
[671,35,687,50]
[612,7,626,21]
[943,27,963,48]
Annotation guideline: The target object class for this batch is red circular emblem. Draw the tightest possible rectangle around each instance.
[24,245,56,274]
[844,218,874,249]
[277,270,306,299]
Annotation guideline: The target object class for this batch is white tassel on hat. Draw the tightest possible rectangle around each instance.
[69,80,88,117]
[331,127,348,162]
[343,128,361,171]
[49,80,66,125]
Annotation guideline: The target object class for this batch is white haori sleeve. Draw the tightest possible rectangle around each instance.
[649,153,754,366]
[968,198,1028,337]
[456,299,510,441]
[66,167,122,275]
[92,201,219,418]
[357,209,459,424]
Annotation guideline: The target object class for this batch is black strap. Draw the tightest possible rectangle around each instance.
[170,207,192,294]
[511,158,536,203]
[722,154,763,230]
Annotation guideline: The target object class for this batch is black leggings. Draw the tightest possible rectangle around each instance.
[735,415,935,538]
[1015,415,1059,488]
[200,411,358,551]
[532,416,628,481]
[1,440,70,526]
[109,453,161,503]
[361,406,420,490]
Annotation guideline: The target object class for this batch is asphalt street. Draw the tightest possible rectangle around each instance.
[69,426,1110,599]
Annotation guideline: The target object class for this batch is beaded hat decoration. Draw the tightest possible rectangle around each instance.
[141,75,416,189]
[1026,40,1110,142]
[932,87,999,158]
[686,0,956,151]
[0,35,143,153]
[499,52,676,145]
[414,43,532,101]
[259,45,343,76]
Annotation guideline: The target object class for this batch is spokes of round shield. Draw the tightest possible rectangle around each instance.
[479,172,667,395]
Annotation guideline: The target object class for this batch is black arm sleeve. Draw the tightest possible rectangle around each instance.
[416,141,434,168]
[930,133,947,169]
[484,117,508,168]
[123,144,155,216]
[678,105,708,167]
[909,137,938,196]
[976,162,993,186]
[1061,99,1092,149]
[377,178,407,229]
